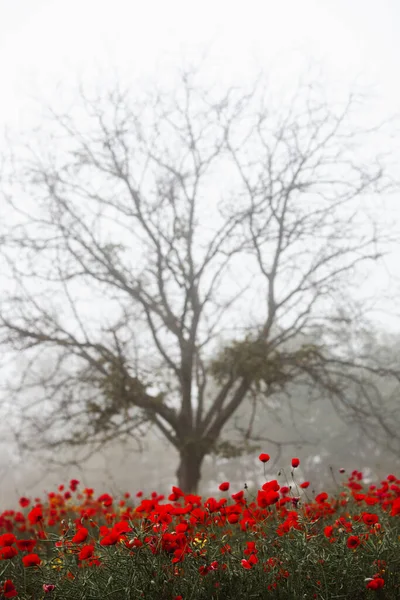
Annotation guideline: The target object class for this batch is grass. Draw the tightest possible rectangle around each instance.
[0,454,399,599]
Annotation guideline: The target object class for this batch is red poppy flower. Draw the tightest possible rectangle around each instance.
[347,535,361,549]
[241,553,258,569]
[390,497,400,516]
[0,546,18,560]
[362,513,379,527]
[1,579,17,598]
[315,492,328,503]
[291,458,300,468]
[43,584,56,593]
[262,479,280,492]
[259,453,270,463]
[69,479,80,491]
[16,539,36,553]
[71,527,89,544]
[244,541,257,555]
[19,497,30,508]
[0,534,17,547]
[100,533,119,546]
[230,491,244,504]
[366,577,385,590]
[324,525,334,538]
[97,493,113,507]
[126,538,143,549]
[172,486,184,498]
[27,506,43,525]
[300,481,310,489]
[257,489,280,508]
[22,553,41,567]
[112,521,132,535]
[219,482,230,492]
[14,511,25,523]
[78,544,95,560]
[227,513,240,524]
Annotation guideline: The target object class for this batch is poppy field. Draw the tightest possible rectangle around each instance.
[0,454,399,599]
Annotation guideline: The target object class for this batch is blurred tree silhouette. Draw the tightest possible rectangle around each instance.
[0,67,399,492]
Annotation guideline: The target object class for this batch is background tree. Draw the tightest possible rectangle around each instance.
[0,70,399,492]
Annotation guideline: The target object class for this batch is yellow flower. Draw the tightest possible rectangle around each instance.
[193,536,207,548]
[50,557,65,571]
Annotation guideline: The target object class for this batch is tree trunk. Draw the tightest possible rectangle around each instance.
[176,445,204,494]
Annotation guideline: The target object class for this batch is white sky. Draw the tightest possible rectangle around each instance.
[0,0,399,113]
[0,0,400,329]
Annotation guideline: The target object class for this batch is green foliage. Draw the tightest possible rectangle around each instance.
[209,335,324,388]
[209,439,261,459]
[98,363,146,405]
[84,363,164,433]
[1,466,400,600]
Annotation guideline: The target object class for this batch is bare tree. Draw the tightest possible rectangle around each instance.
[0,70,399,492]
